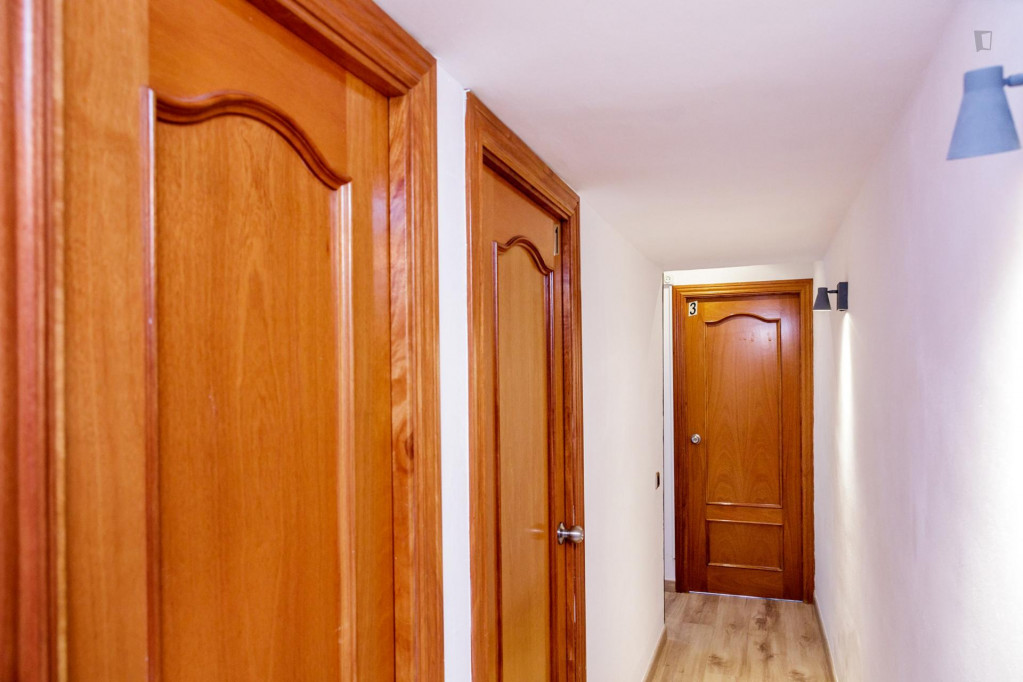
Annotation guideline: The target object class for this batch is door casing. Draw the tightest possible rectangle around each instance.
[3,0,444,678]
[466,93,586,681]
[671,279,815,603]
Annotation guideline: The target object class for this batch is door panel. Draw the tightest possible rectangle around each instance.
[147,1,394,673]
[150,0,355,161]
[705,315,782,506]
[468,95,585,681]
[707,521,783,571]
[154,114,347,681]
[473,162,569,681]
[55,0,443,678]
[496,241,554,682]
[67,0,395,678]
[680,293,804,600]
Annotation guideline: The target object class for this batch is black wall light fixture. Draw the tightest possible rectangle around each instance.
[814,282,849,311]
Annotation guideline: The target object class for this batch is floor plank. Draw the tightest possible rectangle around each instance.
[648,591,833,682]
[704,594,751,680]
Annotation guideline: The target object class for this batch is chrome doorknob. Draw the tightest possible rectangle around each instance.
[556,522,584,545]
[690,434,701,444]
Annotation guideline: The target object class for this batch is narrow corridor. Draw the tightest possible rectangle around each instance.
[648,591,833,681]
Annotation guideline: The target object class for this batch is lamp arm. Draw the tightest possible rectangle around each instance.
[1007,73,1023,87]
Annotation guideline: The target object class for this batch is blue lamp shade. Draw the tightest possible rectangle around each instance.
[948,66,1021,160]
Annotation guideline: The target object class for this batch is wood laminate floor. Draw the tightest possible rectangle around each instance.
[647,591,834,682]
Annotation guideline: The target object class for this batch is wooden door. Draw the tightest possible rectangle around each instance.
[144,0,394,678]
[468,95,586,681]
[673,283,814,602]
[32,0,444,680]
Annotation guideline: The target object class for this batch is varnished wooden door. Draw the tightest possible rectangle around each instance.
[45,0,443,680]
[144,0,393,678]
[488,166,566,682]
[674,283,814,602]
[468,96,586,681]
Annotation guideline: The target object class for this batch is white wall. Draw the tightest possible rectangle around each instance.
[436,68,665,680]
[581,204,665,681]
[814,2,1023,680]
[436,65,472,682]
[660,264,815,581]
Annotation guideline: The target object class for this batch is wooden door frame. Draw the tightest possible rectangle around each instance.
[4,0,444,679]
[671,279,815,603]
[466,93,586,681]
[2,0,63,678]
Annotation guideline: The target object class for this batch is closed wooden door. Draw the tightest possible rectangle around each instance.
[468,96,586,682]
[674,285,813,601]
[57,0,427,679]
[145,0,393,678]
[481,166,567,682]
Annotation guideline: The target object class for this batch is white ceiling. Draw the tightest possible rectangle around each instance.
[376,0,959,269]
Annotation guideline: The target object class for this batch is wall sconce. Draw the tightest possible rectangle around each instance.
[948,65,1022,160]
[814,282,848,311]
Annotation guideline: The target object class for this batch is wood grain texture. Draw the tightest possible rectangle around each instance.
[0,2,16,663]
[150,2,396,678]
[154,91,349,187]
[2,3,19,678]
[704,314,783,506]
[150,0,354,163]
[55,0,443,680]
[467,92,584,682]
[707,521,783,571]
[672,280,814,602]
[706,505,783,525]
[495,236,556,682]
[6,0,65,679]
[1,8,12,676]
[684,294,800,599]
[560,201,585,682]
[481,170,564,682]
[141,90,356,682]
[388,64,444,682]
[63,0,150,674]
[247,0,432,96]
[648,591,833,681]
[149,105,355,681]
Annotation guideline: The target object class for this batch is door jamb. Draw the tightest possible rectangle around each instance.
[3,0,63,678]
[465,93,586,681]
[670,279,815,603]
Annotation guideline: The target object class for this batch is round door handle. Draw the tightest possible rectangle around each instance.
[556,522,585,545]
[690,434,702,444]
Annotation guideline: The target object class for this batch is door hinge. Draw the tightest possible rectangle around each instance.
[554,225,560,256]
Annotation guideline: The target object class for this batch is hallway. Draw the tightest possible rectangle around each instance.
[7,0,1023,680]
[648,591,833,681]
